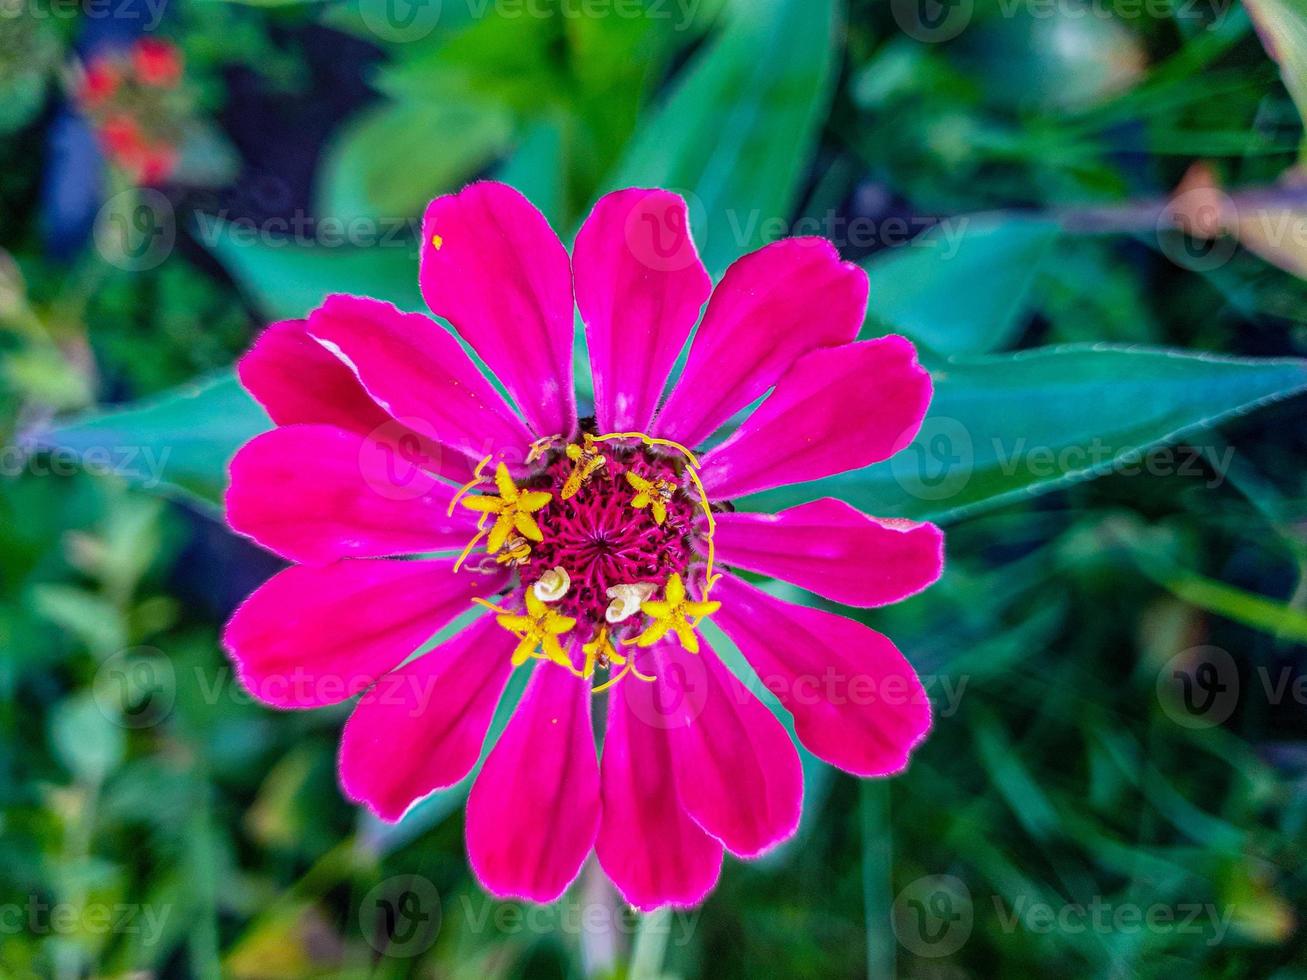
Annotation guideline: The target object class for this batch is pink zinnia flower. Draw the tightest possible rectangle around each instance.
[224,182,943,910]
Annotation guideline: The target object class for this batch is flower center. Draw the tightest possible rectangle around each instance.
[454,426,722,687]
[527,445,695,627]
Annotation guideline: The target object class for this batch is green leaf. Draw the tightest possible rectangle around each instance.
[1243,0,1307,157]
[609,0,839,275]
[748,346,1307,523]
[51,693,126,784]
[316,99,513,223]
[862,215,1060,355]
[33,373,269,512]
[194,214,425,322]
[1108,520,1307,643]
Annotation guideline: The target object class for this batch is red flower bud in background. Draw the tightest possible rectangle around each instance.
[132,37,182,88]
[79,57,120,108]
[136,142,179,185]
[99,114,145,159]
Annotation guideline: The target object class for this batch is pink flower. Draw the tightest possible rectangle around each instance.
[224,182,943,910]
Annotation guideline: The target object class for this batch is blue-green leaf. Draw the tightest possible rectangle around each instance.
[609,0,839,275]
[32,373,269,512]
[748,345,1307,523]
[862,215,1060,355]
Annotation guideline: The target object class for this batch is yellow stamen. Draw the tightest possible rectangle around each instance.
[625,471,676,524]
[495,535,533,567]
[526,433,561,464]
[430,233,444,250]
[452,513,490,572]
[592,431,720,598]
[493,590,579,671]
[581,627,621,678]
[633,572,721,654]
[459,462,553,554]
[447,454,494,517]
[562,434,606,499]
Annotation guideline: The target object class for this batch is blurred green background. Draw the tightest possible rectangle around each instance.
[3,0,1307,976]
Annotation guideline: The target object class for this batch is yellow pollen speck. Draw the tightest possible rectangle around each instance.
[430,233,444,250]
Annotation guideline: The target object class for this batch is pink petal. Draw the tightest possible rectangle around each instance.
[237,318,472,485]
[595,677,723,911]
[698,336,931,500]
[707,499,944,607]
[465,664,599,902]
[226,424,477,565]
[339,616,517,822]
[223,559,506,709]
[713,574,931,777]
[419,182,576,440]
[635,639,802,857]
[573,188,711,432]
[655,238,867,448]
[306,294,534,468]
[238,318,388,433]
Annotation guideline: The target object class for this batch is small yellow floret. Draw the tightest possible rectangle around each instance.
[625,471,676,524]
[634,573,721,654]
[496,590,576,668]
[460,462,553,553]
